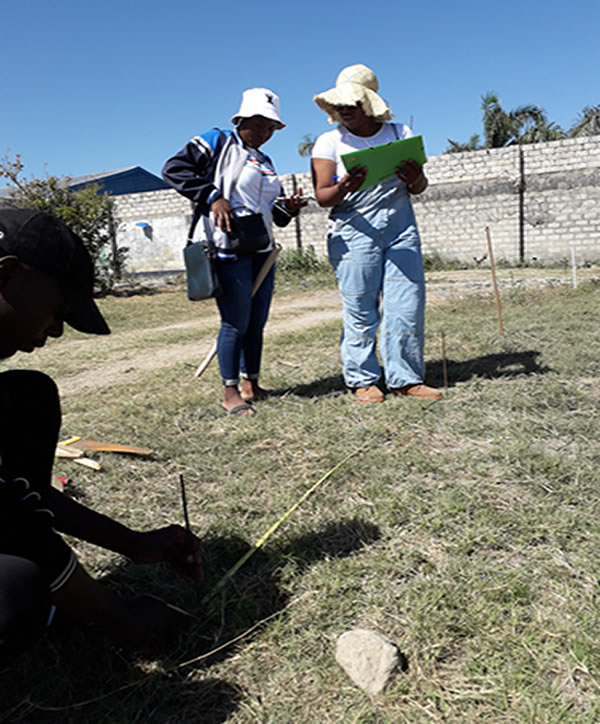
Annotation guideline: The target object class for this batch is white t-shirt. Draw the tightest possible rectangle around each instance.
[230,148,281,244]
[312,122,413,180]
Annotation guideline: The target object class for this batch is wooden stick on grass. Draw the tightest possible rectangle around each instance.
[441,330,448,392]
[179,473,190,533]
[485,226,504,335]
[179,473,203,602]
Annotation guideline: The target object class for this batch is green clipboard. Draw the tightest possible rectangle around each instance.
[341,135,427,191]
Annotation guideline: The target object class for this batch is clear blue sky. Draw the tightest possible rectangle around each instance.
[1,0,598,187]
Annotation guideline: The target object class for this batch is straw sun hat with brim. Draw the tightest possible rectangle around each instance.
[313,64,394,125]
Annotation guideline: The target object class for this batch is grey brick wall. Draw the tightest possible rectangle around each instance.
[115,136,600,272]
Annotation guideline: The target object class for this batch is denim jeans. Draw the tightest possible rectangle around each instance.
[328,190,425,389]
[214,253,275,386]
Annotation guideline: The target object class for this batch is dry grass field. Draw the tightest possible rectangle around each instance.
[1,264,599,723]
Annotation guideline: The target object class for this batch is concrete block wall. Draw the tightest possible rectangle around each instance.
[521,137,600,263]
[274,172,326,256]
[113,189,192,273]
[115,136,600,272]
[411,145,521,261]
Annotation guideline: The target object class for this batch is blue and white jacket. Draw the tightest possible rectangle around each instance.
[162,128,296,251]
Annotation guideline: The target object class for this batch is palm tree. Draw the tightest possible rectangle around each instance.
[509,103,565,144]
[568,105,600,137]
[481,93,517,147]
[445,93,565,152]
[445,134,482,153]
[518,117,565,143]
[298,134,316,157]
[481,93,564,146]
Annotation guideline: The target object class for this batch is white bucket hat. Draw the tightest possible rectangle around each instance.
[231,88,285,129]
[313,64,394,125]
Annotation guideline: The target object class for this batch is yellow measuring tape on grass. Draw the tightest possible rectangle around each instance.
[202,439,370,603]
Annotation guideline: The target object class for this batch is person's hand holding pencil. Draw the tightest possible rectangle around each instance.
[128,524,204,584]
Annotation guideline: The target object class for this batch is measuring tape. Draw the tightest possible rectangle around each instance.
[202,439,370,603]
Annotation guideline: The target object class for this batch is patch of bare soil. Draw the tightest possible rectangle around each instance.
[57,270,598,397]
[58,293,343,397]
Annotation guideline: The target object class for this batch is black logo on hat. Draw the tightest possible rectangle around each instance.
[265,94,274,105]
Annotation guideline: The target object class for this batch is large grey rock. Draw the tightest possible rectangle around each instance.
[335,629,401,695]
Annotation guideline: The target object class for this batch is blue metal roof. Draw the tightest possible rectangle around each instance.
[1,166,169,199]
[68,166,169,195]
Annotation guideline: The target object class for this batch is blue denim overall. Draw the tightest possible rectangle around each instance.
[327,178,425,389]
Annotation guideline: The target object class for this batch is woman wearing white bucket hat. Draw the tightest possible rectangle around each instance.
[311,65,441,402]
[163,88,306,416]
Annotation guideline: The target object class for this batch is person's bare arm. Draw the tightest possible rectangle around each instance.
[311,158,367,208]
[395,160,428,195]
[52,565,186,647]
[47,488,203,582]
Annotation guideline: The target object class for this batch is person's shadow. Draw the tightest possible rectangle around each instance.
[425,349,551,388]
[1,635,243,724]
[266,374,346,401]
[144,517,382,669]
[0,517,380,723]
[271,350,551,400]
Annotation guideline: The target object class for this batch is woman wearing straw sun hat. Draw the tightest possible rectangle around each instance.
[311,64,441,403]
[163,88,306,416]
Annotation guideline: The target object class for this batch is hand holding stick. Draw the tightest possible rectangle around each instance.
[194,244,281,379]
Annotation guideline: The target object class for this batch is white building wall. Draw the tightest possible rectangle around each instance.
[114,136,600,272]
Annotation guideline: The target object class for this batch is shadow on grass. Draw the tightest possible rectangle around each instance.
[1,628,243,724]
[268,351,549,399]
[117,519,379,658]
[0,518,379,722]
[183,517,381,666]
[270,373,347,400]
[426,350,551,388]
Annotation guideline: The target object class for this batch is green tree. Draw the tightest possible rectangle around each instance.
[480,93,517,147]
[298,134,316,157]
[446,134,482,153]
[0,152,126,294]
[446,93,565,152]
[568,105,600,137]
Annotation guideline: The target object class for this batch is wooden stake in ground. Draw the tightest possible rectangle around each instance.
[194,244,281,379]
[485,226,504,335]
[179,473,191,533]
[441,331,448,392]
[570,246,578,289]
[179,472,203,603]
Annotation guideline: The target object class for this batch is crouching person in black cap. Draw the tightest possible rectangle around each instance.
[0,209,203,665]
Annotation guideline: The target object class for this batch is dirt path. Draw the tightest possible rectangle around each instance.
[57,269,598,397]
[58,292,343,397]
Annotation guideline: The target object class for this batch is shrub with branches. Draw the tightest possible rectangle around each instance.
[0,152,127,294]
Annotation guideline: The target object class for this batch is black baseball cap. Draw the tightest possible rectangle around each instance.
[0,208,110,335]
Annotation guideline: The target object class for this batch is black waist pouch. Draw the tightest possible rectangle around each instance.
[228,212,270,255]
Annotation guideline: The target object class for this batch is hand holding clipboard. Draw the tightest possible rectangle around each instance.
[341,135,428,192]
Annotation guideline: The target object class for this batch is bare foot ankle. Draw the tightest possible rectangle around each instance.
[222,386,255,416]
[241,381,268,402]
